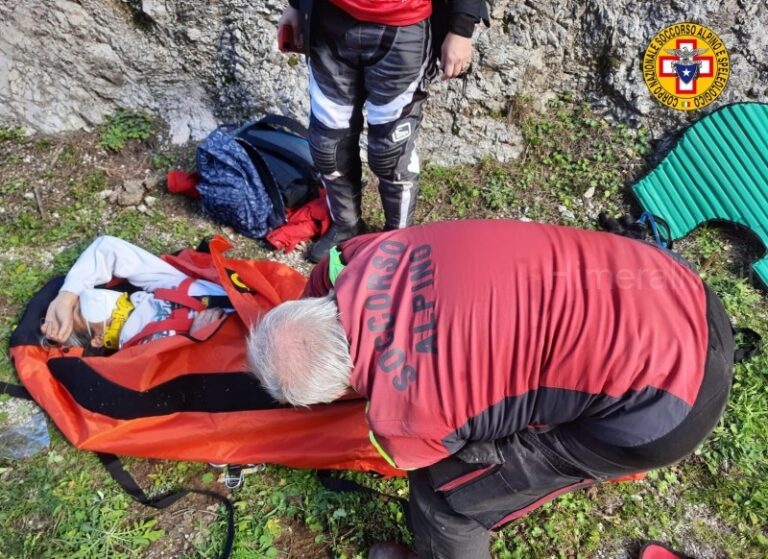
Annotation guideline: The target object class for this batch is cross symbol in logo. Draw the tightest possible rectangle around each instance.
[658,38,715,95]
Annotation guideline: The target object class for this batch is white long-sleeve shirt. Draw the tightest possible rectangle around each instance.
[61,236,227,348]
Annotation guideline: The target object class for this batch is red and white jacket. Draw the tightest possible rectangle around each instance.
[60,236,227,349]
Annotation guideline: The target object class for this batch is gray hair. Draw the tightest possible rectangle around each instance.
[41,331,89,350]
[246,293,353,407]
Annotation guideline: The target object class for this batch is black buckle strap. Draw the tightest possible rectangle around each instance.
[0,381,32,400]
[733,327,762,363]
[196,295,233,309]
[97,453,234,559]
[254,114,308,138]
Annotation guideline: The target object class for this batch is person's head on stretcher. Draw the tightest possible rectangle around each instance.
[41,288,122,349]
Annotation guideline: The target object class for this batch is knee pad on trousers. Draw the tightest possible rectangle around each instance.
[309,127,362,179]
[309,132,341,176]
[368,142,404,180]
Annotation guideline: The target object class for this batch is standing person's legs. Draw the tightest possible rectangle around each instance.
[307,3,367,261]
[364,19,436,230]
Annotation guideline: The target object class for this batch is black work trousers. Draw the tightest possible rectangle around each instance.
[307,1,435,230]
[408,286,734,559]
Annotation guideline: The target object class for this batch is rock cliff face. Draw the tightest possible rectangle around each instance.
[1,1,766,164]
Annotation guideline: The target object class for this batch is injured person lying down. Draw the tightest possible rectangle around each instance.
[41,236,231,351]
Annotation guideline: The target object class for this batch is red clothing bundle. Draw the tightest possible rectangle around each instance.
[265,192,332,252]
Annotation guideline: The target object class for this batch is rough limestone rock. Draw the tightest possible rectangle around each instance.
[1,1,766,165]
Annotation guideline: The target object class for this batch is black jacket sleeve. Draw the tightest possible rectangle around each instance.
[432,0,490,57]
[447,0,490,26]
[449,13,479,38]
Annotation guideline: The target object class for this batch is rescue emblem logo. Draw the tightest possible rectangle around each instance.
[642,22,729,111]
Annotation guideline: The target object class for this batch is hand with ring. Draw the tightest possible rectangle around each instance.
[440,32,473,80]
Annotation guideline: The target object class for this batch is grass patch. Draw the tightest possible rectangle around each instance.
[98,108,153,152]
[151,151,177,172]
[0,126,25,144]
[412,94,650,227]
[0,435,164,559]
[520,93,650,208]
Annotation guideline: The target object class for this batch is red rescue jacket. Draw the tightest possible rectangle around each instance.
[305,220,709,470]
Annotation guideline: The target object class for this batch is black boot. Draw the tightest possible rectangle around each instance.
[367,542,417,559]
[308,219,367,263]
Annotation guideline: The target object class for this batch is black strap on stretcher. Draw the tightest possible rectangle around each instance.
[96,453,234,559]
[0,381,31,400]
[0,380,234,559]
[317,469,413,532]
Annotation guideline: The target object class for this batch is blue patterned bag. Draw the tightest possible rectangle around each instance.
[196,116,317,239]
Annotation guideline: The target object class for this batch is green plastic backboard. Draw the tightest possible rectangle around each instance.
[633,102,768,287]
